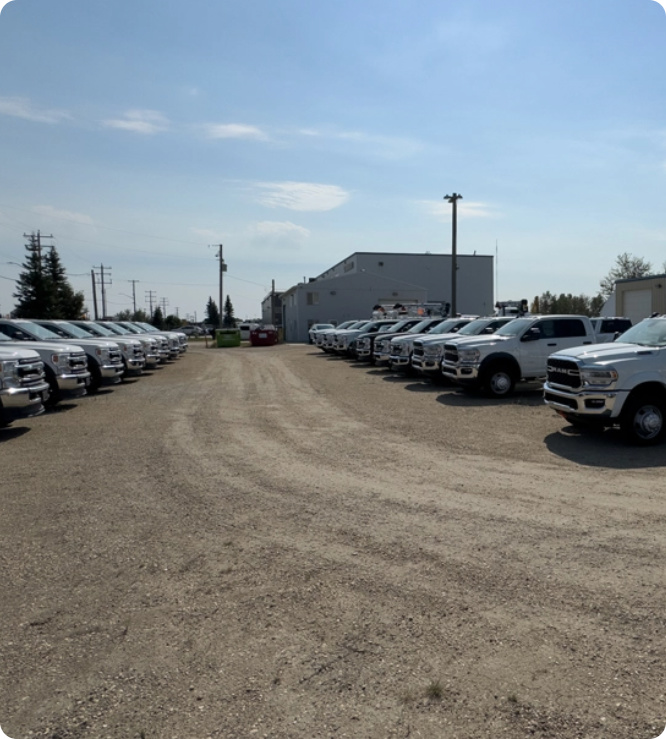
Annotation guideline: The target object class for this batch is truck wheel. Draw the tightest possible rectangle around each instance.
[87,360,102,394]
[620,395,666,445]
[483,364,516,398]
[44,368,60,408]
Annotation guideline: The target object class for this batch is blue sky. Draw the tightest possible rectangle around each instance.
[0,0,665,321]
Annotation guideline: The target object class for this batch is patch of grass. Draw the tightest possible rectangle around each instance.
[425,680,443,701]
[399,688,418,705]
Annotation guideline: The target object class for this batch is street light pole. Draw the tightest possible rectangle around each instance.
[444,193,462,316]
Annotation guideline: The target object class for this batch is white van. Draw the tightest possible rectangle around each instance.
[238,323,259,341]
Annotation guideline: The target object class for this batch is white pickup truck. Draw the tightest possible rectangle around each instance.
[0,347,50,426]
[543,315,666,444]
[441,315,597,398]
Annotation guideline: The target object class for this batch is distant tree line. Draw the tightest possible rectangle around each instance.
[532,253,662,316]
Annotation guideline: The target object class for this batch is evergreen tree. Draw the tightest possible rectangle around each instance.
[44,246,85,319]
[205,296,220,327]
[13,235,85,318]
[165,314,182,329]
[222,295,235,327]
[12,234,50,318]
[132,309,150,322]
[152,306,165,329]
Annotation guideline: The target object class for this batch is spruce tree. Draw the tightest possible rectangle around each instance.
[152,306,165,329]
[205,296,220,327]
[12,234,50,318]
[222,295,235,327]
[44,246,85,319]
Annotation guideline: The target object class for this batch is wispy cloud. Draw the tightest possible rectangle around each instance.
[254,221,310,239]
[102,109,169,134]
[256,182,350,212]
[32,205,94,225]
[296,127,423,160]
[247,220,311,253]
[204,123,268,141]
[190,228,224,242]
[0,96,70,124]
[420,199,499,220]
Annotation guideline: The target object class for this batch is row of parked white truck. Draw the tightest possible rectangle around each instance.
[311,313,666,445]
[0,318,188,429]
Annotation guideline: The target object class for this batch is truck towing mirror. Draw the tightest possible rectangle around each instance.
[521,327,541,341]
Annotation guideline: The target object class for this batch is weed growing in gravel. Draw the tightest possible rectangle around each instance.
[426,680,443,701]
[399,688,418,705]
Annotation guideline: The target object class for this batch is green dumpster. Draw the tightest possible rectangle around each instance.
[215,328,241,347]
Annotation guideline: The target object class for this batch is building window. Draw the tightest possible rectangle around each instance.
[306,291,319,305]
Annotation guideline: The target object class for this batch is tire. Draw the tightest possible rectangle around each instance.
[482,364,516,398]
[87,360,102,394]
[620,395,666,445]
[44,368,60,408]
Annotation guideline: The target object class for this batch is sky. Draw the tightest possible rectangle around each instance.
[0,0,665,321]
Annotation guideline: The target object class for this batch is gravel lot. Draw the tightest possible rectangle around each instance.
[1,342,665,739]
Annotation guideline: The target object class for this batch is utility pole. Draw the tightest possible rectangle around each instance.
[444,193,462,316]
[127,279,139,314]
[214,245,226,328]
[145,290,157,318]
[92,264,112,318]
[91,269,98,319]
[160,297,169,315]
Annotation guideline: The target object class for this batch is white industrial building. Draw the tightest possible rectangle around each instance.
[280,251,494,343]
[604,274,666,324]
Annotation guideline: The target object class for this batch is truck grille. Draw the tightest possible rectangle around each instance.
[109,349,122,363]
[17,357,45,387]
[69,351,88,374]
[546,358,581,389]
[444,346,459,363]
[412,342,424,358]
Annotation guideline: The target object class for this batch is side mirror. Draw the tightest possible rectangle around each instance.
[521,327,541,342]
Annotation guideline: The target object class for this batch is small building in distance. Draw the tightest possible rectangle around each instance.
[280,251,494,343]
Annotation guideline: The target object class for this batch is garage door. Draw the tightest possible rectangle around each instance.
[622,289,652,324]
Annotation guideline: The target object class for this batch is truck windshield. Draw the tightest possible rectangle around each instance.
[16,321,60,341]
[615,318,666,347]
[428,319,467,335]
[494,318,533,337]
[57,322,95,339]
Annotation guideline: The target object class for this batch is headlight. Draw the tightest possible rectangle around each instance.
[0,359,18,388]
[424,346,442,357]
[457,348,480,363]
[51,353,70,369]
[581,368,618,387]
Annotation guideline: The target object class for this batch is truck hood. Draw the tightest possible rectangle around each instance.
[0,347,41,360]
[416,331,466,345]
[444,334,506,348]
[0,339,84,353]
[551,341,659,363]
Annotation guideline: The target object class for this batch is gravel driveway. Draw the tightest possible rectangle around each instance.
[1,343,665,739]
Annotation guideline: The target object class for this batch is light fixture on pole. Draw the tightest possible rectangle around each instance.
[444,192,462,315]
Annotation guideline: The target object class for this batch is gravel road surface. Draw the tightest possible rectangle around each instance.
[1,343,665,739]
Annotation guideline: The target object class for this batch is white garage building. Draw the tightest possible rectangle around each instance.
[612,274,666,325]
[281,251,494,343]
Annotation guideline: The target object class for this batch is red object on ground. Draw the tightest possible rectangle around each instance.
[250,326,278,346]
